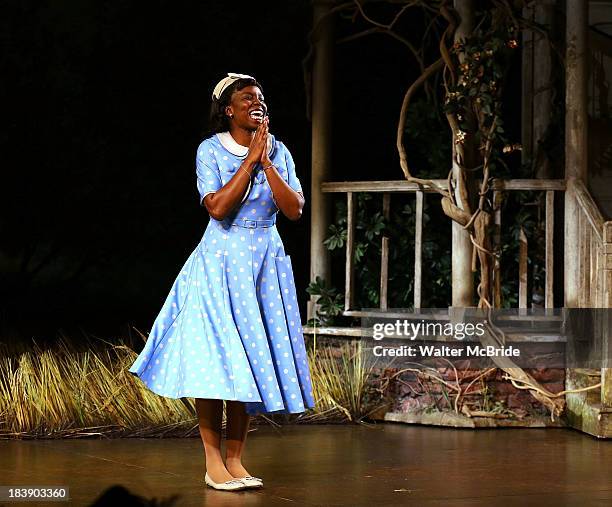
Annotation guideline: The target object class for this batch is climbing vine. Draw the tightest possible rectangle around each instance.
[304,0,578,420]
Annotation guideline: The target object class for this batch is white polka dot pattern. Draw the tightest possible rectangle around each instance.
[128,134,313,416]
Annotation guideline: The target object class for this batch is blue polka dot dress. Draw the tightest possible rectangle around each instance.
[128,132,316,415]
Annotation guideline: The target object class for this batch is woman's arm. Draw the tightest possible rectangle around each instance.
[261,165,304,221]
[203,123,269,221]
[203,159,256,221]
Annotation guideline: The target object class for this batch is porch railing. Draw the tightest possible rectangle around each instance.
[572,179,612,308]
[569,180,612,411]
[319,178,565,318]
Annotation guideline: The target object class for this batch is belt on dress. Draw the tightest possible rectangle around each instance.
[222,216,277,229]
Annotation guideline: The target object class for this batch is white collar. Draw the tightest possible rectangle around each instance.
[216,131,275,158]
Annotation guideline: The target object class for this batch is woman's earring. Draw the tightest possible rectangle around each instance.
[229,114,234,119]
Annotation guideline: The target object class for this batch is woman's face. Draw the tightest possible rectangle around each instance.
[226,85,267,131]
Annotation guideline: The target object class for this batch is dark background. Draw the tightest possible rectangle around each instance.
[1,0,521,342]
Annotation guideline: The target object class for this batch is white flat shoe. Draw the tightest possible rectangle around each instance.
[238,476,263,488]
[204,472,247,491]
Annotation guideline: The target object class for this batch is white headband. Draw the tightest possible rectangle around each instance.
[212,72,256,100]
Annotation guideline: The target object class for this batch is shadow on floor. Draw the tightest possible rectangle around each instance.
[89,485,179,506]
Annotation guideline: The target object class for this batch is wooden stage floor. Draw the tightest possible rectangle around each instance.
[1,424,611,506]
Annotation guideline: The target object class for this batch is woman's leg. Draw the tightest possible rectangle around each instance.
[224,400,253,477]
[194,398,235,482]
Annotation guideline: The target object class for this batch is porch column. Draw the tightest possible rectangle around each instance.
[451,0,474,308]
[308,0,333,320]
[564,0,588,308]
[521,0,555,177]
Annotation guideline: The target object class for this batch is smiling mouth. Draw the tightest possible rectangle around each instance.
[248,109,265,121]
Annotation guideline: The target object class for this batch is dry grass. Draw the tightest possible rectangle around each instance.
[295,339,377,424]
[0,335,198,439]
[0,334,376,439]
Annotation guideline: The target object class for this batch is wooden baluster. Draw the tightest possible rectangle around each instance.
[521,4,534,162]
[577,211,583,307]
[414,191,424,310]
[545,191,554,309]
[380,193,391,310]
[591,228,597,306]
[603,223,612,409]
[585,224,592,305]
[605,223,612,307]
[596,243,602,309]
[579,212,587,307]
[493,191,502,308]
[345,192,355,312]
[519,227,528,313]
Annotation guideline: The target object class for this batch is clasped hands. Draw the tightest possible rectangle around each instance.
[245,117,273,173]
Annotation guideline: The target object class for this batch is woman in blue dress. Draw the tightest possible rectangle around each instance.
[128,73,315,491]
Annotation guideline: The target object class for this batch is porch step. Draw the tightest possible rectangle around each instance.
[565,369,611,438]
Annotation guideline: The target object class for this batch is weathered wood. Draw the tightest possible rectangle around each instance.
[565,1,588,182]
[602,367,612,409]
[519,227,528,311]
[380,193,391,310]
[607,264,612,308]
[578,211,586,308]
[321,179,565,193]
[564,0,597,436]
[450,0,476,309]
[566,368,612,438]
[596,243,603,308]
[414,191,424,310]
[545,191,554,308]
[521,2,535,163]
[602,264,612,308]
[309,0,334,321]
[452,219,473,307]
[491,179,566,191]
[590,230,597,306]
[342,310,450,319]
[327,181,566,313]
[493,191,502,308]
[533,0,555,178]
[584,222,591,306]
[302,326,369,337]
[605,223,612,307]
[603,224,612,409]
[382,192,391,218]
[563,0,588,309]
[574,180,605,242]
[341,309,563,322]
[345,192,355,311]
[322,179,448,193]
[565,186,580,308]
[380,237,389,310]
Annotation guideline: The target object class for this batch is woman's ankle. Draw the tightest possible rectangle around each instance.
[225,457,249,476]
[206,461,234,482]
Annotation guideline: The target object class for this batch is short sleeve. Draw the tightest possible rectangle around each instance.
[282,143,303,194]
[196,141,222,206]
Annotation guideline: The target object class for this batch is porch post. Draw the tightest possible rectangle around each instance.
[451,0,474,308]
[308,0,333,320]
[562,0,610,437]
[564,0,588,308]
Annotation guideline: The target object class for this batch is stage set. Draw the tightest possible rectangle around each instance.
[2,1,612,506]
